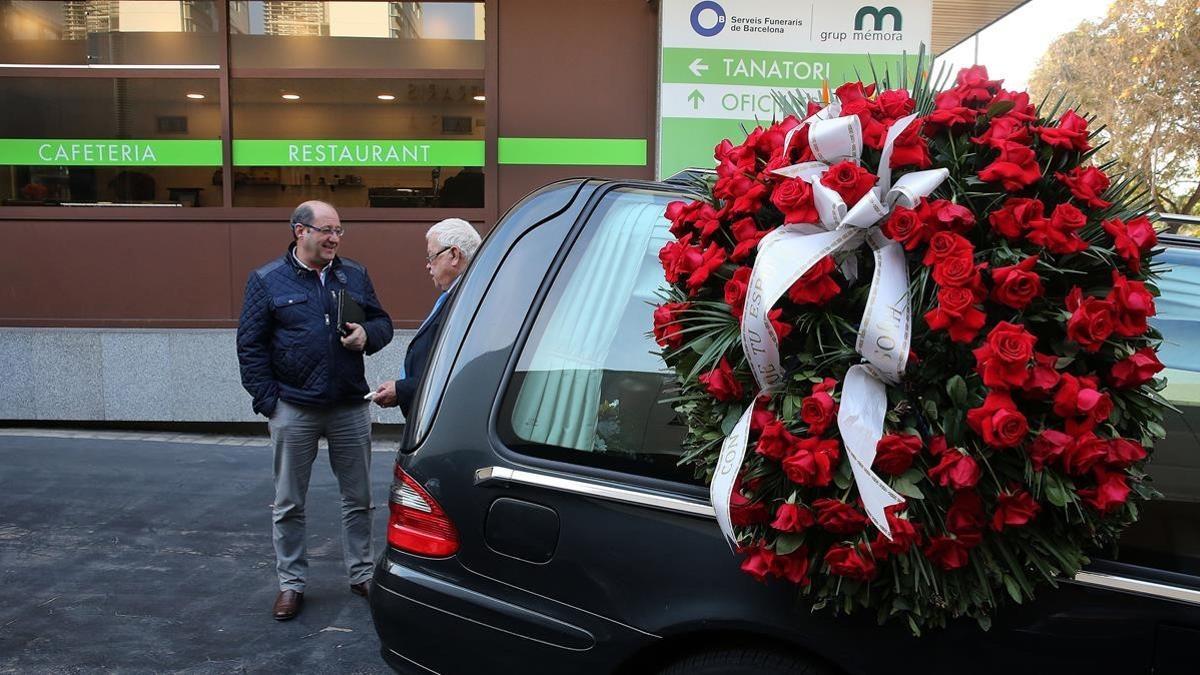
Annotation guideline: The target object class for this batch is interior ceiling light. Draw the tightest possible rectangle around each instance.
[377,94,396,101]
[281,93,300,100]
[473,95,485,101]
[186,93,205,100]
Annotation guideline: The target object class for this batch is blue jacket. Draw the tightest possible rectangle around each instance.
[394,287,455,417]
[237,245,393,417]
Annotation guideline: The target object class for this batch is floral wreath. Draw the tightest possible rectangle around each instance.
[653,65,1168,632]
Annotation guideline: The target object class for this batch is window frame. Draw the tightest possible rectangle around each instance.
[487,179,710,489]
[0,0,492,220]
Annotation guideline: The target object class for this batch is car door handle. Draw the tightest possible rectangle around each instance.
[474,466,716,519]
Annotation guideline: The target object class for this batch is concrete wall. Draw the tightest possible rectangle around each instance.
[0,327,410,424]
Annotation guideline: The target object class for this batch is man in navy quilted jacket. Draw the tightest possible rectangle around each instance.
[236,200,393,621]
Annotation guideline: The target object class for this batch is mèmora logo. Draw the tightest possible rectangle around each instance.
[854,5,902,31]
[690,1,726,37]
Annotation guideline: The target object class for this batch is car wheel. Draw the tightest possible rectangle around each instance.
[656,646,835,675]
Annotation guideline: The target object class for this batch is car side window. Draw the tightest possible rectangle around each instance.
[497,187,694,483]
[1113,243,1200,576]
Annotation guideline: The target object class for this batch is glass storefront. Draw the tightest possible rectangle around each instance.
[0,1,486,209]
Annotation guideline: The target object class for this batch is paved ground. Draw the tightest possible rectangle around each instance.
[0,430,399,674]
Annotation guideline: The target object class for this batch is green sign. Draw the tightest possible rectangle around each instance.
[233,140,484,167]
[0,139,221,166]
[498,138,647,166]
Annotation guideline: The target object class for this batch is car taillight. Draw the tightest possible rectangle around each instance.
[387,465,459,557]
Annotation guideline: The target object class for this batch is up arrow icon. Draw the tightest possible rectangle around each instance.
[688,89,705,109]
[688,57,709,77]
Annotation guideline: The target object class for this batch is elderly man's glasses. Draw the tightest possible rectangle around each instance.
[425,246,453,264]
[296,223,346,237]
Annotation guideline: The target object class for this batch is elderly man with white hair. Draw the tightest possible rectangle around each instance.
[372,217,481,415]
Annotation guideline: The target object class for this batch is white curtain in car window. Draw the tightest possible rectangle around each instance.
[511,195,667,451]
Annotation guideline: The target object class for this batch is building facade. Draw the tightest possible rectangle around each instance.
[0,0,1021,424]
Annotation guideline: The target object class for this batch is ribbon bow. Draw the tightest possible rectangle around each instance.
[711,107,949,543]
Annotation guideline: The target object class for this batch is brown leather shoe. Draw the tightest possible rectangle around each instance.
[272,590,303,621]
[350,581,370,598]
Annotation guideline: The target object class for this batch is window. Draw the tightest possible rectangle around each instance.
[1113,243,1200,576]
[0,76,221,206]
[0,0,222,66]
[497,187,692,483]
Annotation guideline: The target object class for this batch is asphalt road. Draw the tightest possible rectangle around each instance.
[0,432,398,674]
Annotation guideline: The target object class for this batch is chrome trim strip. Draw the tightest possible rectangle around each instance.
[0,63,220,69]
[474,466,716,519]
[1071,571,1200,606]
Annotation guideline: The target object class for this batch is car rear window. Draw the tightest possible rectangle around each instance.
[496,186,695,483]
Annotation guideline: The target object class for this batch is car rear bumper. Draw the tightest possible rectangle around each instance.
[369,554,655,674]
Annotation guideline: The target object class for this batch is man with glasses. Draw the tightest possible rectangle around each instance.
[372,218,481,416]
[237,200,393,621]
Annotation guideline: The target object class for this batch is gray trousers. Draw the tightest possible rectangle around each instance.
[268,399,373,592]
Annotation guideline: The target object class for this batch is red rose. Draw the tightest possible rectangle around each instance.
[924,536,971,570]
[782,437,841,487]
[659,234,702,283]
[1061,432,1109,476]
[729,479,770,526]
[824,544,877,582]
[966,390,1029,448]
[954,65,1003,104]
[730,182,769,215]
[882,205,931,250]
[1103,216,1157,274]
[730,216,766,262]
[1056,165,1112,209]
[665,199,705,238]
[755,418,800,461]
[970,115,1032,149]
[1107,271,1156,338]
[1022,352,1062,397]
[877,88,915,118]
[714,160,756,202]
[770,502,815,533]
[978,140,1042,191]
[1026,202,1088,254]
[813,498,870,534]
[698,357,744,402]
[932,255,984,288]
[1066,287,1116,352]
[801,382,838,436]
[922,231,972,267]
[768,308,793,341]
[972,321,1037,389]
[757,115,802,156]
[946,491,986,546]
[1031,429,1072,471]
[920,199,976,234]
[991,90,1037,122]
[685,243,728,293]
[771,548,812,584]
[871,510,921,559]
[1052,373,1112,435]
[1079,468,1131,513]
[739,542,777,581]
[991,489,1040,531]
[1034,109,1091,152]
[873,433,922,475]
[787,256,841,306]
[924,286,987,343]
[723,266,752,318]
[1109,348,1165,389]
[770,177,819,224]
[990,255,1044,310]
[652,301,689,349]
[988,197,1047,240]
[1106,438,1147,469]
[889,119,932,169]
[928,448,982,490]
[750,402,775,435]
[819,160,877,206]
[927,90,977,128]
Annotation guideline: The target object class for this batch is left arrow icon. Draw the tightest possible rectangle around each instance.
[688,89,705,110]
[689,58,709,77]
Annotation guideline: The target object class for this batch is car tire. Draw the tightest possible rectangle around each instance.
[656,646,834,675]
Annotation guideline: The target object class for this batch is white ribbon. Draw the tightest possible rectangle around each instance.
[710,109,950,545]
